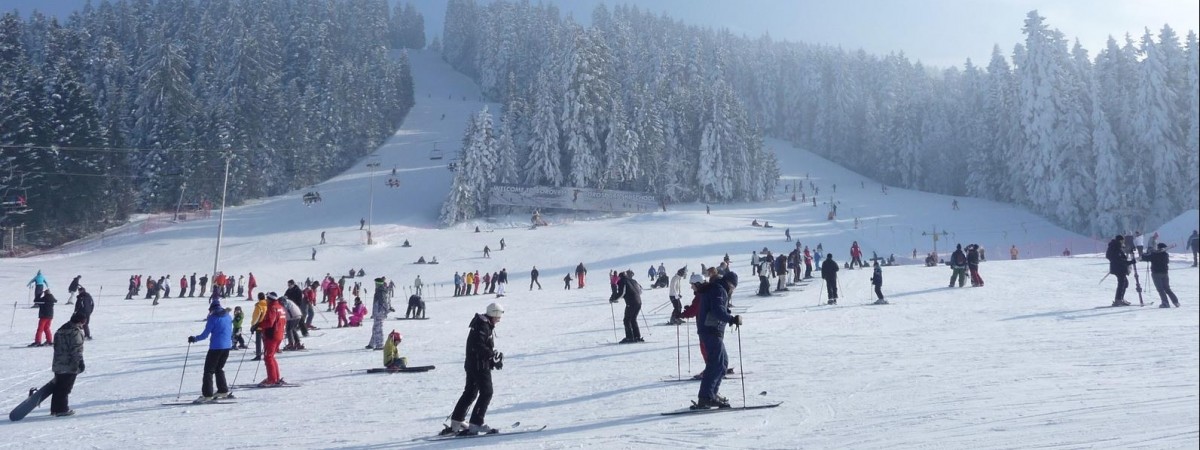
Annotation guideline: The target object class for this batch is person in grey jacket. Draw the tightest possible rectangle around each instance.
[367,277,390,349]
[51,312,87,416]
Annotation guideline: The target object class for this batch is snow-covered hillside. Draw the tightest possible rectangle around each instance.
[0,50,1196,449]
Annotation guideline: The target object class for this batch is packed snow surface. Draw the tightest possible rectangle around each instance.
[1,50,1196,449]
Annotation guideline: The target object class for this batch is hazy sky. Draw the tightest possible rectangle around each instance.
[5,0,1198,68]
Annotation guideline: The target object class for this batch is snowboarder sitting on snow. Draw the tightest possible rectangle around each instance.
[348,297,367,327]
[407,295,426,319]
[751,220,761,227]
[383,330,407,369]
[402,240,412,248]
[416,256,427,264]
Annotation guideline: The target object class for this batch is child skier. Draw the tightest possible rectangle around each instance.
[348,297,367,327]
[232,306,248,349]
[336,298,350,327]
[383,330,407,369]
[870,261,887,305]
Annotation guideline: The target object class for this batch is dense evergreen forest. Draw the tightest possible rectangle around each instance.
[0,0,422,247]
[440,1,1198,235]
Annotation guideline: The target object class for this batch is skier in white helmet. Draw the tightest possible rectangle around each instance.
[443,302,505,436]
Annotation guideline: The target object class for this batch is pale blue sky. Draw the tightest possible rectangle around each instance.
[4,0,1197,68]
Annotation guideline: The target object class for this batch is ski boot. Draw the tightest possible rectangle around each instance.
[465,423,498,435]
[192,396,214,404]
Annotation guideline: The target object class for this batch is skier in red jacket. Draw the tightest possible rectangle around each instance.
[258,292,287,386]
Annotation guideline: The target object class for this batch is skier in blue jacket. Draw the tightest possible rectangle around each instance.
[694,267,743,409]
[189,300,234,403]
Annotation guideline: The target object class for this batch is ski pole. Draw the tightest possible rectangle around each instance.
[686,319,691,373]
[230,346,249,386]
[8,301,15,332]
[648,300,671,314]
[252,353,262,385]
[737,324,747,408]
[608,301,618,342]
[817,278,824,306]
[675,321,681,380]
[176,342,192,400]
[640,308,652,337]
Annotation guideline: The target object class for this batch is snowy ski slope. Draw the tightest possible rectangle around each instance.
[0,50,1196,449]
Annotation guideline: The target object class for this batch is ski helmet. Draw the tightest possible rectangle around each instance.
[486,302,505,319]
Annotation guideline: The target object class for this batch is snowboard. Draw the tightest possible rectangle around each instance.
[9,379,55,421]
[392,317,430,321]
[365,365,436,373]
[661,402,782,416]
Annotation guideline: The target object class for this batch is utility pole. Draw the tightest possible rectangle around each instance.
[173,182,188,222]
[366,158,381,245]
[212,153,233,280]
[922,225,951,257]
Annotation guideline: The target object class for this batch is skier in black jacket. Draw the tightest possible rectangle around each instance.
[610,271,644,343]
[1140,243,1180,308]
[73,287,95,340]
[445,303,505,436]
[67,276,81,303]
[1106,235,1135,306]
[529,266,541,290]
[821,254,840,304]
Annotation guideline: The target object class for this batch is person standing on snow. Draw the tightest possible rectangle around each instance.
[30,290,57,346]
[1187,230,1199,267]
[28,270,49,303]
[258,293,287,386]
[73,287,94,340]
[870,261,886,304]
[966,244,984,287]
[1106,235,1135,307]
[67,275,81,304]
[575,263,587,288]
[189,273,197,297]
[250,293,267,361]
[366,277,390,350]
[443,303,505,436]
[529,266,541,290]
[49,312,87,416]
[821,254,840,305]
[414,275,424,297]
[188,300,234,403]
[1141,243,1180,308]
[496,269,508,298]
[668,268,686,325]
[609,271,644,344]
[692,267,742,409]
[247,273,258,301]
[1133,231,1146,258]
[948,244,968,288]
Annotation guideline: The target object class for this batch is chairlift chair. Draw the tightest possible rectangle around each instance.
[429,142,444,160]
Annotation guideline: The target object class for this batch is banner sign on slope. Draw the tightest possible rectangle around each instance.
[489,184,659,213]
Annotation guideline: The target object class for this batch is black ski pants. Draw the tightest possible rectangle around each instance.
[758,275,770,296]
[530,277,541,290]
[1151,273,1179,306]
[669,296,682,323]
[51,373,76,414]
[1114,273,1129,301]
[202,349,230,397]
[825,277,839,299]
[874,284,883,300]
[623,302,642,340]
[452,367,493,425]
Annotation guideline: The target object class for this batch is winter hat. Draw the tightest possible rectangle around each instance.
[70,312,87,324]
[486,302,505,319]
[689,274,704,285]
[210,300,223,311]
[267,292,279,301]
[1157,243,1168,249]
[1115,235,1124,241]
[956,244,962,251]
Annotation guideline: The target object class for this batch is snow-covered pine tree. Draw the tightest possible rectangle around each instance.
[560,27,612,189]
[1091,68,1125,235]
[1133,27,1183,224]
[1185,31,1200,209]
[1017,11,1064,217]
[522,67,563,187]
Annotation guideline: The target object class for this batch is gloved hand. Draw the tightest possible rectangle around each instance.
[609,299,619,304]
[79,361,85,373]
[187,336,197,344]
[732,315,743,327]
[492,351,504,370]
